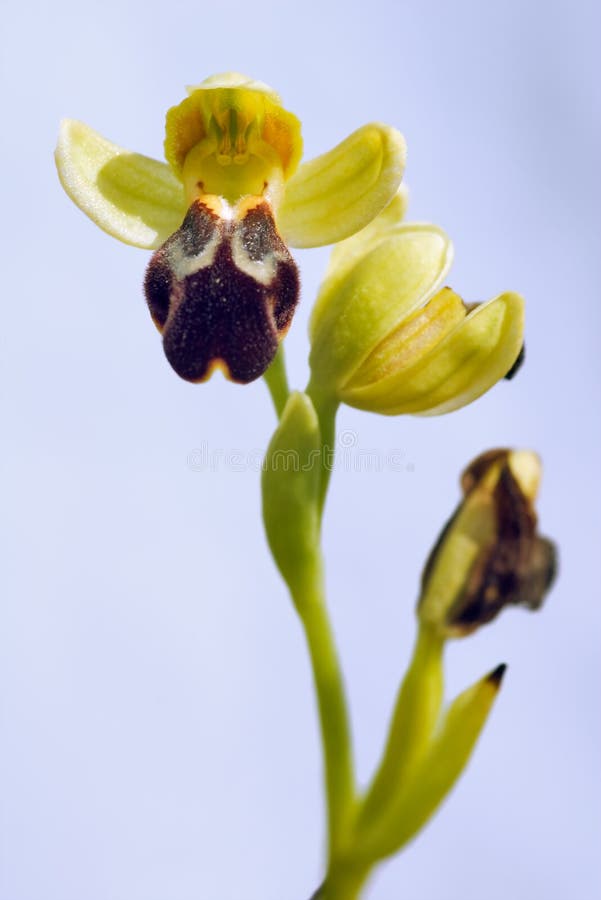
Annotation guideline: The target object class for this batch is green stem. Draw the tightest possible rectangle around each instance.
[263,345,290,417]
[357,624,444,834]
[317,859,372,900]
[306,377,339,517]
[264,352,355,863]
[293,571,356,861]
[299,380,354,855]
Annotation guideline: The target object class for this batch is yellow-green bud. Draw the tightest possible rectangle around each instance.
[418,449,557,638]
[308,200,524,416]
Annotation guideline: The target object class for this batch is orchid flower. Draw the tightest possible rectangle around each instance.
[56,72,406,383]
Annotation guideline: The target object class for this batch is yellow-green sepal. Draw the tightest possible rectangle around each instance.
[277,124,407,248]
[55,119,186,249]
[323,185,410,290]
[262,392,322,606]
[360,664,506,862]
[341,291,524,415]
[415,292,525,415]
[309,224,453,390]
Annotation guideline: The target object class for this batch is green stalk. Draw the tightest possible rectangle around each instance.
[292,571,356,860]
[315,858,372,900]
[295,382,354,856]
[306,377,340,517]
[357,624,444,833]
[262,355,355,863]
[263,345,290,417]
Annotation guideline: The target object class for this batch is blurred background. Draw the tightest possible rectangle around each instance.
[2,0,600,897]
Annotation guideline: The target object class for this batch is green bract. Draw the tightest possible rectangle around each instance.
[359,663,507,861]
[262,392,322,606]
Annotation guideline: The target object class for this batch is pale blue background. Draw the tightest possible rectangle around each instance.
[2,0,600,898]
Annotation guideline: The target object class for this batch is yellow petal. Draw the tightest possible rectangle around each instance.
[340,292,525,415]
[187,71,281,99]
[164,75,302,191]
[508,450,542,501]
[277,124,407,248]
[346,287,467,389]
[55,119,186,249]
[309,225,453,389]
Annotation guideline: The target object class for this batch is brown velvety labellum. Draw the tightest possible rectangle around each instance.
[144,199,299,383]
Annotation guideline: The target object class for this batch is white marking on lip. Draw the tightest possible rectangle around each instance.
[170,230,222,280]
[230,229,278,286]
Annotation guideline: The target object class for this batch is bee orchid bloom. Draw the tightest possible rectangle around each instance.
[55,73,406,383]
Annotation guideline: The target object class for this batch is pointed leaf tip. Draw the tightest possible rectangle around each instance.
[488,663,507,687]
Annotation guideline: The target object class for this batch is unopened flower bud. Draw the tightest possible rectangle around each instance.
[308,200,524,416]
[418,449,557,638]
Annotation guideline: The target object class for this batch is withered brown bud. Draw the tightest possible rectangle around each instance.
[418,448,557,638]
[144,197,299,384]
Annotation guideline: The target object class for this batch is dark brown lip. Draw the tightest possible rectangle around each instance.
[144,198,300,384]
